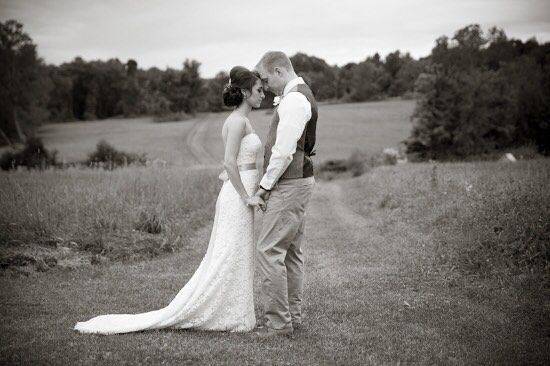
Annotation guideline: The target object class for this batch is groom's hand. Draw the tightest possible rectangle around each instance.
[257,188,271,202]
[245,195,264,208]
[255,188,270,212]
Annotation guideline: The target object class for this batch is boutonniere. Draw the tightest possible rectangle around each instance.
[273,96,282,107]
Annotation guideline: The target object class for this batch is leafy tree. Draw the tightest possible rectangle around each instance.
[46,65,74,122]
[179,59,203,114]
[366,52,383,67]
[384,50,404,79]
[203,71,228,112]
[406,65,516,159]
[138,66,170,115]
[291,53,337,100]
[348,60,387,101]
[0,20,51,144]
[158,59,203,115]
[118,59,143,116]
[406,24,550,158]
[61,57,126,120]
[336,62,356,100]
[432,24,487,71]
[389,57,425,96]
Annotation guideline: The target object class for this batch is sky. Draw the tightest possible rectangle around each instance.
[1,0,550,77]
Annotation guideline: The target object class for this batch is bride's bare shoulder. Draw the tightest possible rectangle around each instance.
[222,114,247,134]
[224,113,247,125]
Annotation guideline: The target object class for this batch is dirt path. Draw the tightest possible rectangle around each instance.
[185,114,220,166]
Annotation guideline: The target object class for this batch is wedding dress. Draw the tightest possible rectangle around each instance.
[74,133,262,334]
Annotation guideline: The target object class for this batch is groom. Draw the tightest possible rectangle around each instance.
[253,51,318,337]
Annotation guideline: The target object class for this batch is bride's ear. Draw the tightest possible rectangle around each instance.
[241,89,250,99]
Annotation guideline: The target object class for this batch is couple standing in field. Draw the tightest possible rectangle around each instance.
[74,51,318,338]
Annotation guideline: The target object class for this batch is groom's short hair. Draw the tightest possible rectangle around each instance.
[257,51,294,73]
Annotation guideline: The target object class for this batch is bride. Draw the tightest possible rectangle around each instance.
[74,66,265,334]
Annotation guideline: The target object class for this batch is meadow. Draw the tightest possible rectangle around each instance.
[1,99,548,364]
[0,166,220,273]
[37,117,201,167]
[38,99,416,166]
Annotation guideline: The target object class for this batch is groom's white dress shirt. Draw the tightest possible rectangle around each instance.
[260,77,312,190]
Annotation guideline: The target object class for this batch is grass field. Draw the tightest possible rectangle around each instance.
[38,117,200,167]
[39,100,415,166]
[1,100,548,364]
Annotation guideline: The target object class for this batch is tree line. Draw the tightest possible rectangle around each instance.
[0,19,424,145]
[1,19,548,157]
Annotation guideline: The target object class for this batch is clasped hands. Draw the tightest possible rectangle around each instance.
[244,188,270,212]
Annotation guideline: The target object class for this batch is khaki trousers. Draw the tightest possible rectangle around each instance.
[257,176,315,330]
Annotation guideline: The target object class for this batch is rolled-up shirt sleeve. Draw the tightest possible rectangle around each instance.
[260,92,312,190]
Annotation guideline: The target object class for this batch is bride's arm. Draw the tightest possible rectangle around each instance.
[254,144,264,194]
[223,118,250,202]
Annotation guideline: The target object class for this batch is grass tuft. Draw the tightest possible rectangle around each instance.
[134,210,163,234]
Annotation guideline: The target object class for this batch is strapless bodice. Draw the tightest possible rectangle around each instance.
[237,133,262,166]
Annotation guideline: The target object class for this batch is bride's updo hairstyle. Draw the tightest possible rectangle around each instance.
[223,66,260,107]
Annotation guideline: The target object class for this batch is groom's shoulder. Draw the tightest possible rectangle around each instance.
[281,91,311,111]
[297,82,312,93]
[296,84,316,102]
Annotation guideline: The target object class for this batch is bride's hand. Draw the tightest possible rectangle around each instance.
[244,196,264,208]
[218,170,228,181]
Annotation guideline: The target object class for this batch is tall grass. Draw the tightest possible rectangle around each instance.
[341,158,550,282]
[0,165,220,272]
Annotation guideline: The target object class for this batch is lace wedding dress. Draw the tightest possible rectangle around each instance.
[74,133,262,334]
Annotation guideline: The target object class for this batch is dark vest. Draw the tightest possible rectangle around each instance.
[264,83,318,179]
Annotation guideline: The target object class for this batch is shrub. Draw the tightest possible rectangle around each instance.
[318,148,400,180]
[0,137,58,170]
[134,210,163,234]
[86,140,146,169]
[318,152,366,180]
